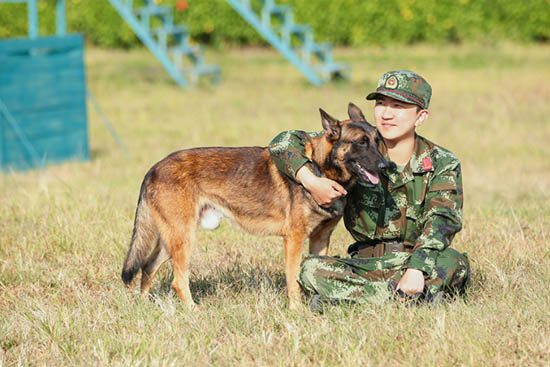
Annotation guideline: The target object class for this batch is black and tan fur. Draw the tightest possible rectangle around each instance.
[121,103,393,308]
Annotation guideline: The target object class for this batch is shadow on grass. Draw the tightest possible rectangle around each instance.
[89,148,108,160]
[461,269,487,303]
[149,261,286,304]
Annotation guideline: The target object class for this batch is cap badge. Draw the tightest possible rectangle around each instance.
[422,157,433,171]
[385,75,398,89]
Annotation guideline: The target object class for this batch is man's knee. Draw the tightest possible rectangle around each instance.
[298,256,322,293]
[429,247,470,293]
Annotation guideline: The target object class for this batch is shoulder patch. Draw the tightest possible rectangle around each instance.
[422,157,433,171]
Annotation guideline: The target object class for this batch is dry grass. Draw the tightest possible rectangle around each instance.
[1,43,550,366]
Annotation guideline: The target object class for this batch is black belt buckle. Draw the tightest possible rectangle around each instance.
[348,240,404,257]
[347,241,376,256]
[347,241,360,256]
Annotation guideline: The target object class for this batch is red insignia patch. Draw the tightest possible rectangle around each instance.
[422,157,433,170]
[385,75,398,89]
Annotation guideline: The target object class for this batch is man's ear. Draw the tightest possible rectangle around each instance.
[319,108,341,141]
[414,110,429,127]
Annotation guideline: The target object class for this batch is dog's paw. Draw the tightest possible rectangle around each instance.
[288,298,303,311]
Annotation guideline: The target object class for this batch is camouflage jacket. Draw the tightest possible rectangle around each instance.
[268,130,463,275]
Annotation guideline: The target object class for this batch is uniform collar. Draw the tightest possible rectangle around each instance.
[409,134,435,174]
[378,133,435,188]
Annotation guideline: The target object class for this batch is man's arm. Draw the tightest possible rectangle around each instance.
[401,159,463,293]
[268,130,347,206]
[268,130,316,180]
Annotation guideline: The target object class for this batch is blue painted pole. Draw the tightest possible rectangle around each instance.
[86,90,130,159]
[0,98,45,169]
[0,108,3,169]
[27,0,38,38]
[56,0,66,36]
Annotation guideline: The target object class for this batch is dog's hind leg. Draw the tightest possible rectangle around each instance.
[162,220,197,308]
[140,237,170,295]
[308,217,340,256]
[283,231,307,310]
[122,199,158,287]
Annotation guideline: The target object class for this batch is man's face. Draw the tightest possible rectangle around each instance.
[373,95,427,143]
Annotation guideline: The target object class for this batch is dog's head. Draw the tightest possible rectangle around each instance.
[319,103,395,186]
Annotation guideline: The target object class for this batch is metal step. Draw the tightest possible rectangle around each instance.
[169,44,203,58]
[151,24,188,36]
[278,23,311,45]
[225,0,349,85]
[107,0,219,87]
[315,61,350,80]
[182,64,221,84]
[136,5,171,17]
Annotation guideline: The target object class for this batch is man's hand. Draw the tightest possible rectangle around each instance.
[396,268,425,295]
[296,166,347,207]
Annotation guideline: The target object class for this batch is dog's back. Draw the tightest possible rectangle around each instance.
[142,146,314,236]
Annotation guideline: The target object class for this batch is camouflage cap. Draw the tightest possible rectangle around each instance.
[366,70,432,109]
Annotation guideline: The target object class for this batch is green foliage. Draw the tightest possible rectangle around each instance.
[0,0,548,47]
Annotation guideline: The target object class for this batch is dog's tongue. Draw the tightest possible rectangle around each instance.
[359,166,379,185]
[365,169,379,185]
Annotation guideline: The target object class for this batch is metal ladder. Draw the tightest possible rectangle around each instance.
[107,0,220,87]
[225,0,350,86]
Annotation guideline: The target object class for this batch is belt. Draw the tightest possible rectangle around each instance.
[347,240,413,258]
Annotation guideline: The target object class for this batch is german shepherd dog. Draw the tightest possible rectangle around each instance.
[121,103,394,309]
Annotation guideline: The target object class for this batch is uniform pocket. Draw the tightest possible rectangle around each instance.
[361,189,383,224]
[345,185,382,239]
[428,181,457,192]
[404,204,420,241]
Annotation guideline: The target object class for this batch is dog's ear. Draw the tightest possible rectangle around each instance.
[348,103,365,122]
[348,102,374,127]
[319,108,341,141]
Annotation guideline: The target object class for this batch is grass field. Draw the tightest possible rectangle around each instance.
[1,43,550,366]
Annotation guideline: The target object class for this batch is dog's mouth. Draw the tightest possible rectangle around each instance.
[354,162,379,185]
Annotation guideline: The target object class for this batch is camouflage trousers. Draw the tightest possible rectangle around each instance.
[299,248,470,305]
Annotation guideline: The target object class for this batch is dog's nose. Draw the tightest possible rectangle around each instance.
[378,161,396,171]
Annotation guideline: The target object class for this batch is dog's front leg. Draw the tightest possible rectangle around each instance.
[309,217,340,256]
[283,232,306,310]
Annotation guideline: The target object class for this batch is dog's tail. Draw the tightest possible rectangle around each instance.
[121,188,158,286]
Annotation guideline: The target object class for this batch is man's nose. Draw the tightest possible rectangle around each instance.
[381,106,393,119]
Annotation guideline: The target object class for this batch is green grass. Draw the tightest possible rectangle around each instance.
[1,43,550,366]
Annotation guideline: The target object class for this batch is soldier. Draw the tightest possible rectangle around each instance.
[268,70,470,308]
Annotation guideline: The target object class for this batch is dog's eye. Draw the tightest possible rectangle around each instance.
[358,138,368,146]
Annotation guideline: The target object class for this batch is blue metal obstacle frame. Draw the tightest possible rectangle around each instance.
[225,0,350,86]
[0,0,89,171]
[108,0,220,87]
[106,0,349,87]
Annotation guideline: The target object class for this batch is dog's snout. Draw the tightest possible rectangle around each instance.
[378,161,396,171]
[377,161,388,170]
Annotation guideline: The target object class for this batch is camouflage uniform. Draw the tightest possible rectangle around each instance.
[268,71,470,305]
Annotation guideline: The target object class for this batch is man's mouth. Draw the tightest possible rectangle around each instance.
[354,162,379,185]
